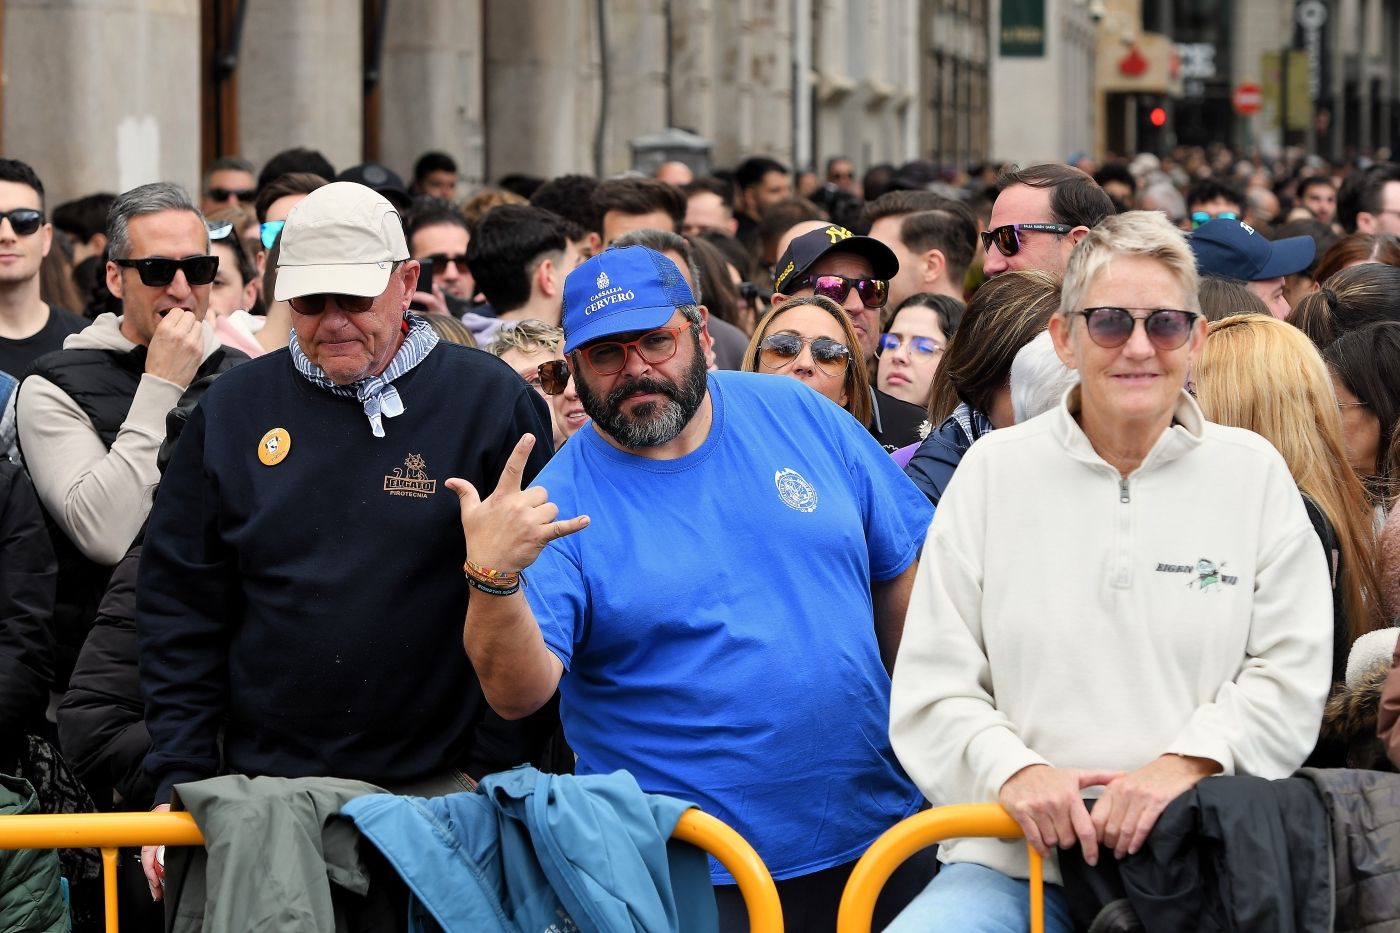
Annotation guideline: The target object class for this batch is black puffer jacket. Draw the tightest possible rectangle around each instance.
[56,543,152,810]
[0,460,56,761]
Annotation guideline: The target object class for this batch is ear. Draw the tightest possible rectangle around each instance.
[537,257,560,298]
[241,279,259,311]
[921,248,946,286]
[1066,225,1092,246]
[1048,313,1078,369]
[1184,313,1208,365]
[726,217,739,237]
[586,231,603,257]
[1356,213,1378,234]
[91,232,108,254]
[106,260,124,301]
[695,304,713,341]
[40,223,53,260]
[399,260,421,310]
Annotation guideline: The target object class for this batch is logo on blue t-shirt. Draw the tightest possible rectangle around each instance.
[774,467,818,512]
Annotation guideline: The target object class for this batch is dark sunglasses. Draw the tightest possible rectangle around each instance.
[207,187,257,204]
[537,359,571,395]
[878,332,943,357]
[980,223,1074,257]
[426,252,470,275]
[0,208,44,237]
[1190,210,1239,229]
[288,293,377,315]
[1078,307,1199,350]
[792,273,888,309]
[758,333,851,377]
[113,255,219,287]
[580,325,687,375]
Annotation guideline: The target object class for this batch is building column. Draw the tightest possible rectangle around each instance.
[4,0,202,204]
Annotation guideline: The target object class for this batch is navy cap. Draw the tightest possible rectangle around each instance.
[1189,219,1315,281]
[562,246,695,352]
[773,224,899,294]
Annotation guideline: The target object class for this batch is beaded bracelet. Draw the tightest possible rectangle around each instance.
[464,559,521,588]
[465,575,521,597]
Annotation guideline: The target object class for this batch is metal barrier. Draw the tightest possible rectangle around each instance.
[836,803,1044,933]
[0,806,784,933]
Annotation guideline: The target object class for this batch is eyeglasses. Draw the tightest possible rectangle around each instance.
[537,359,571,395]
[288,293,378,315]
[980,223,1074,257]
[260,220,285,250]
[580,325,687,375]
[1077,307,1199,350]
[206,221,235,241]
[113,255,220,287]
[207,187,256,204]
[790,273,888,309]
[758,333,852,377]
[0,208,44,237]
[878,332,943,357]
[425,252,470,275]
[1189,210,1239,229]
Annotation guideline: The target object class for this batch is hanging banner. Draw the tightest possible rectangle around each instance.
[1001,0,1046,58]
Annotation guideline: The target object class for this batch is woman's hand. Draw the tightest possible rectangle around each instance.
[1091,754,1220,859]
[999,765,1123,865]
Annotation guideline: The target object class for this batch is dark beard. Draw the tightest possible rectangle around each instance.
[575,335,709,448]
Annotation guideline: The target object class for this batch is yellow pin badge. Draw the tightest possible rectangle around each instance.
[257,428,291,467]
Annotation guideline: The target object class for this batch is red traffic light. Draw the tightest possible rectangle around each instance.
[1149,106,1167,127]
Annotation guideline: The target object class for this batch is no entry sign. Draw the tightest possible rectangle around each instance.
[1233,82,1263,115]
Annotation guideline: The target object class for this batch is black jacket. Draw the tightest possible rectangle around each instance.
[0,461,56,757]
[56,542,152,810]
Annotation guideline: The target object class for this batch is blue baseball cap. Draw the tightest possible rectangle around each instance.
[562,246,696,352]
[1189,219,1315,281]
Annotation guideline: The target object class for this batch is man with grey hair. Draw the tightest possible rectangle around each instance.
[200,155,257,214]
[1139,182,1188,229]
[17,181,240,695]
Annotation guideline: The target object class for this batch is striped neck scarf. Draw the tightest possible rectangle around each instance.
[290,313,439,438]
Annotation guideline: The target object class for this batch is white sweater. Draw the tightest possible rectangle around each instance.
[889,389,1333,882]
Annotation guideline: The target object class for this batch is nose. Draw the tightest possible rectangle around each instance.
[166,269,194,299]
[563,376,579,401]
[1121,317,1156,357]
[439,261,459,281]
[982,245,1008,276]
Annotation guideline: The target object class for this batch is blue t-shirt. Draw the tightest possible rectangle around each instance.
[524,371,933,882]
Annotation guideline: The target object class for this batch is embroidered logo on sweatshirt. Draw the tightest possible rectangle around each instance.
[384,453,436,498]
[774,467,818,512]
[1154,558,1238,591]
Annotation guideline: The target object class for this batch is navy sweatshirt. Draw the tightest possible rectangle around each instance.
[136,343,554,805]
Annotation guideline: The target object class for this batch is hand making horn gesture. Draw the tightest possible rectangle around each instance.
[445,434,590,573]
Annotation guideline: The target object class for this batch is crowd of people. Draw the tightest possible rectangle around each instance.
[0,140,1398,931]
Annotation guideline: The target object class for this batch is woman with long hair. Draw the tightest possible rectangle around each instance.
[1311,231,1400,288]
[740,294,872,426]
[1323,321,1400,508]
[1194,314,1383,710]
[1289,261,1400,348]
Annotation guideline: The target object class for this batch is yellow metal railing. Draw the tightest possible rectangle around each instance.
[0,807,784,933]
[836,803,1044,933]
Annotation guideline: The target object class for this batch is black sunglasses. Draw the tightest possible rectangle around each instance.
[1078,307,1199,350]
[537,359,571,395]
[114,255,219,287]
[757,333,851,377]
[980,223,1074,257]
[426,252,470,275]
[0,208,44,237]
[207,187,257,204]
[791,273,889,310]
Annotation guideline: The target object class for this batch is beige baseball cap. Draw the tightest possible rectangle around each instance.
[273,181,409,302]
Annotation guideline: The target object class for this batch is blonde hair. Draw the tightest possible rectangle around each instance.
[1195,313,1382,644]
[741,295,873,427]
[1060,210,1199,321]
[489,320,563,358]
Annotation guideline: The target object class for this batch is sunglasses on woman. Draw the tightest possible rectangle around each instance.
[758,333,851,377]
[536,360,571,395]
[790,273,889,309]
[878,333,943,357]
[113,255,220,287]
[1077,307,1200,350]
[979,223,1074,257]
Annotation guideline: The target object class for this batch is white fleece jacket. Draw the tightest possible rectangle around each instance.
[16,313,220,566]
[890,388,1332,883]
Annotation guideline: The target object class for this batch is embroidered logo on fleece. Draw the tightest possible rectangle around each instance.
[774,467,818,513]
[383,453,437,498]
[1154,557,1238,591]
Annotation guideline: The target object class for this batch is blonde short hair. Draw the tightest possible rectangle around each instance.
[1060,210,1199,320]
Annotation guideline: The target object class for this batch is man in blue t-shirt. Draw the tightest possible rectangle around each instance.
[447,245,935,931]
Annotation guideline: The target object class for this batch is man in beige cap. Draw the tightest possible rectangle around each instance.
[135,181,557,899]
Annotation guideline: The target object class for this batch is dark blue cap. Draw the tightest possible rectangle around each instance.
[1189,219,1315,281]
[562,246,696,352]
[773,224,899,294]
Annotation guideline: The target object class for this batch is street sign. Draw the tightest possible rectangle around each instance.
[1233,82,1263,115]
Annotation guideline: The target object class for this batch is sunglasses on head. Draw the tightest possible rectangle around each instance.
[113,255,219,287]
[0,208,44,237]
[979,223,1074,257]
[425,252,470,275]
[579,325,687,375]
[537,359,571,395]
[1077,307,1199,350]
[206,220,235,241]
[1190,210,1238,229]
[878,332,943,357]
[758,333,851,377]
[792,273,888,309]
[207,187,257,204]
[260,220,285,251]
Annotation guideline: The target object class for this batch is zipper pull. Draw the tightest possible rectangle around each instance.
[1119,478,1130,503]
